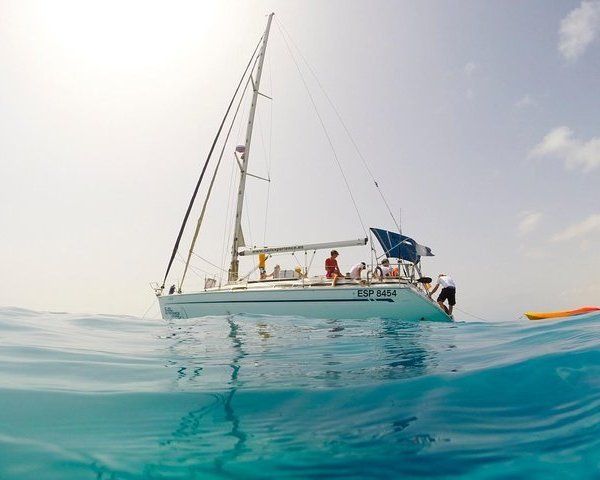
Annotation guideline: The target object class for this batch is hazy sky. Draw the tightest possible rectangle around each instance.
[1,0,599,321]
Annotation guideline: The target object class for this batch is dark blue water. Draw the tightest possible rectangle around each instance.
[1,306,600,479]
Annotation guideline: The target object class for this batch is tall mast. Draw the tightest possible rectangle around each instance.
[229,13,274,282]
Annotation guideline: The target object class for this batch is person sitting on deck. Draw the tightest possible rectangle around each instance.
[263,264,281,279]
[325,250,342,286]
[269,264,281,279]
[294,266,307,278]
[375,258,392,279]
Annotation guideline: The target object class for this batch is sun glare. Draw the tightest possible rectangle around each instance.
[37,1,218,69]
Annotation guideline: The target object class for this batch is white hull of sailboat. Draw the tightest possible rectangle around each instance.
[158,282,450,322]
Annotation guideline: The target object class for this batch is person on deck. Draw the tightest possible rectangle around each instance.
[380,259,392,276]
[375,258,392,279]
[294,266,307,278]
[350,262,366,280]
[325,250,342,286]
[429,273,456,316]
[270,264,281,279]
[264,264,281,279]
[258,253,268,279]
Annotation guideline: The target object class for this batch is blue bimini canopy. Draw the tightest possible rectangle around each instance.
[370,228,434,264]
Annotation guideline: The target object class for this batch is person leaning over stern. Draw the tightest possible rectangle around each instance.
[350,261,366,280]
[429,273,456,317]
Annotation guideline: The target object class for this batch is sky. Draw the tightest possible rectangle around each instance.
[1,0,599,321]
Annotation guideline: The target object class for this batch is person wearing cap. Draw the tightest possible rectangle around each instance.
[350,261,367,280]
[429,273,456,316]
[325,250,342,286]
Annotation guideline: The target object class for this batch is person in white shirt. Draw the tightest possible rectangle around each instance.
[375,258,393,279]
[429,273,456,316]
[350,262,366,280]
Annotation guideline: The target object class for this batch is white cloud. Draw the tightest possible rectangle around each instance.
[464,62,477,76]
[515,95,535,108]
[559,0,600,61]
[518,211,543,236]
[530,126,600,172]
[530,126,573,156]
[551,214,600,242]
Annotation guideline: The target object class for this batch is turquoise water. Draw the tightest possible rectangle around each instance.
[1,307,600,479]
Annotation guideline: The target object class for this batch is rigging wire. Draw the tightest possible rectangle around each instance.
[220,155,236,284]
[254,106,272,246]
[175,252,217,279]
[220,53,269,284]
[233,55,267,253]
[275,18,402,234]
[178,76,254,290]
[160,34,264,290]
[168,254,217,288]
[220,81,253,283]
[276,21,367,237]
[243,102,273,249]
[263,47,274,245]
[140,298,159,320]
[243,195,254,248]
[454,307,491,323]
[191,251,228,273]
[262,152,273,245]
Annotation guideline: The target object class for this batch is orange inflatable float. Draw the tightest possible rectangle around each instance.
[525,306,600,320]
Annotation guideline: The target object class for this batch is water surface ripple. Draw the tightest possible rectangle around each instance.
[1,306,599,479]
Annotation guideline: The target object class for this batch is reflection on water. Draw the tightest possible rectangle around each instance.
[161,315,443,391]
[156,315,446,474]
[218,317,248,468]
[160,316,251,472]
[378,318,429,378]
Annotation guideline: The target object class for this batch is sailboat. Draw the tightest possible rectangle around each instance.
[154,13,451,323]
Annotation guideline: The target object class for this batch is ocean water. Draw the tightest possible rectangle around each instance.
[1,307,600,479]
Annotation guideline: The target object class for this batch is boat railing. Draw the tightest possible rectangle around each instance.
[238,273,416,289]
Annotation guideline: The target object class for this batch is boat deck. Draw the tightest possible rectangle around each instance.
[202,276,417,292]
